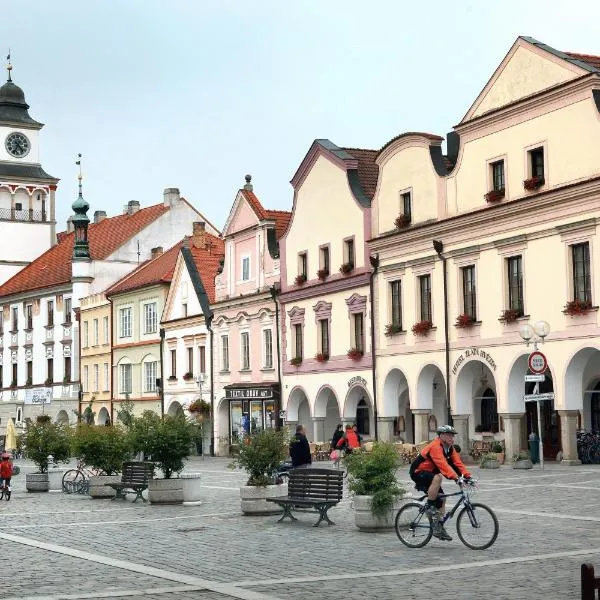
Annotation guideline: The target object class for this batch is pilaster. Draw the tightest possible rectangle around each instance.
[377,416,395,442]
[558,410,581,465]
[412,409,430,444]
[499,412,525,461]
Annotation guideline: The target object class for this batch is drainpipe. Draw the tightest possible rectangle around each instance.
[207,317,215,456]
[159,328,165,417]
[269,284,282,431]
[108,297,114,425]
[369,254,380,440]
[75,307,82,423]
[433,240,452,426]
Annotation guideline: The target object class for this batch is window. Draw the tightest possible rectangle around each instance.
[390,280,402,329]
[93,319,99,345]
[319,246,330,274]
[491,160,505,191]
[572,242,591,303]
[170,349,177,378]
[103,363,109,391]
[64,357,71,382]
[507,256,524,314]
[293,324,303,360]
[47,358,53,383]
[402,192,412,223]
[182,303,188,318]
[144,303,157,334]
[119,307,132,338]
[103,316,109,344]
[319,319,329,357]
[83,365,88,392]
[144,361,157,392]
[25,304,32,329]
[530,148,544,179]
[119,364,132,394]
[353,313,364,352]
[298,252,307,277]
[263,329,273,368]
[462,265,477,319]
[93,364,99,392]
[11,306,17,331]
[26,360,32,384]
[480,388,499,432]
[0,312,3,335]
[241,332,250,370]
[64,297,72,324]
[0,365,3,388]
[199,346,206,374]
[83,321,89,347]
[47,300,54,327]
[419,274,432,322]
[221,335,229,371]
[187,347,194,374]
[11,363,17,387]
[241,256,250,281]
[344,238,355,268]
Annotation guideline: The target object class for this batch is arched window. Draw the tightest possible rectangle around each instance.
[356,398,370,436]
[592,382,600,432]
[480,387,498,432]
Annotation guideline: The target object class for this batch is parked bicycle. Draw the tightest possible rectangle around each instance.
[0,479,10,501]
[577,431,600,464]
[395,476,499,550]
[62,461,103,494]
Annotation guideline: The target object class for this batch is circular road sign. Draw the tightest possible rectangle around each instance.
[528,351,547,374]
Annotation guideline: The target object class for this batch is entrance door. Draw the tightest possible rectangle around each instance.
[356,399,370,436]
[525,374,561,460]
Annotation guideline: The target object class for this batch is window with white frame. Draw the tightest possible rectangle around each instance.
[241,256,250,281]
[144,302,158,334]
[170,349,177,378]
[353,313,364,352]
[47,300,54,327]
[103,316,109,344]
[319,319,329,357]
[241,332,250,370]
[198,346,206,374]
[221,335,229,371]
[507,256,524,315]
[187,347,194,374]
[93,364,99,392]
[119,307,132,338]
[93,318,99,345]
[25,304,32,329]
[64,297,72,324]
[418,274,432,322]
[11,306,17,331]
[103,362,109,391]
[401,192,412,223]
[461,265,477,319]
[83,365,88,392]
[491,160,505,192]
[120,363,132,394]
[293,324,303,360]
[319,246,330,275]
[263,329,273,368]
[144,361,157,392]
[344,238,355,268]
[571,242,592,303]
[83,321,89,347]
[390,280,402,329]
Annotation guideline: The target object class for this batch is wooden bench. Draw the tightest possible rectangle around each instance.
[266,468,343,527]
[105,461,154,502]
[582,563,600,599]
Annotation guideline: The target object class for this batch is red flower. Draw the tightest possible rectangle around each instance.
[347,348,363,361]
[523,176,544,191]
[394,214,411,229]
[563,299,592,316]
[294,274,307,286]
[411,320,433,336]
[484,189,505,203]
[455,314,475,328]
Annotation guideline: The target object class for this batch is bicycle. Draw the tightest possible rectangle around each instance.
[62,461,103,494]
[0,480,11,501]
[395,476,499,550]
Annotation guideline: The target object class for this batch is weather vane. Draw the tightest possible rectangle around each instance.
[6,50,12,82]
[75,153,83,194]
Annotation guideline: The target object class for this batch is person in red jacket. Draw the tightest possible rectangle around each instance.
[0,452,13,496]
[410,425,472,541]
[336,424,361,453]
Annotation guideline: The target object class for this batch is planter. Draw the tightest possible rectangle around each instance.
[26,472,49,493]
[480,459,500,469]
[240,484,287,515]
[48,469,68,493]
[353,495,402,531]
[89,475,120,498]
[180,472,202,505]
[494,452,505,465]
[513,459,533,470]
[148,478,184,505]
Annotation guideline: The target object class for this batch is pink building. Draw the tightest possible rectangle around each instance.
[212,176,290,454]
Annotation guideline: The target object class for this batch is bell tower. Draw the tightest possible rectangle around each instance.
[0,54,59,285]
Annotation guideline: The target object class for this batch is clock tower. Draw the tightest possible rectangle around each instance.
[0,56,58,285]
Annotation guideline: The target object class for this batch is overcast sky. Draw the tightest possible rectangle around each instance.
[1,1,600,230]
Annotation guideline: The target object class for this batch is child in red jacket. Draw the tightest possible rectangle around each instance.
[0,452,13,492]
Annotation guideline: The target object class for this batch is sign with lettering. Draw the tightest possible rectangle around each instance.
[348,376,367,388]
[24,387,52,405]
[452,347,497,375]
[225,388,273,400]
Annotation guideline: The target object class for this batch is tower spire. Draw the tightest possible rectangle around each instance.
[72,153,90,261]
[6,50,12,82]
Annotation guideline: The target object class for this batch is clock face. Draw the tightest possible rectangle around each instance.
[5,132,30,158]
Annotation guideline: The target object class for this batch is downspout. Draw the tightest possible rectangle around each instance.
[159,328,165,417]
[269,284,282,431]
[369,254,379,440]
[108,297,114,425]
[207,316,215,456]
[76,307,82,423]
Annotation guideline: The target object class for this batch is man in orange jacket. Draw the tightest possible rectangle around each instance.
[409,425,472,541]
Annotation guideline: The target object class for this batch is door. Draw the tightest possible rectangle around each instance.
[525,374,561,460]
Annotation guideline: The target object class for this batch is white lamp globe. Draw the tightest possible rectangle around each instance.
[534,320,550,339]
[519,323,534,341]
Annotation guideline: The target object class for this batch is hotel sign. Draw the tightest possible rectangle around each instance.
[225,388,273,400]
[24,387,52,405]
[452,347,497,375]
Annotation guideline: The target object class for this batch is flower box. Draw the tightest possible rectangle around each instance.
[411,320,433,336]
[188,399,211,414]
[316,269,329,281]
[563,299,592,316]
[484,188,505,203]
[315,353,329,363]
[289,357,302,367]
[523,176,544,191]
[394,214,411,229]
[168,375,177,381]
[183,372,194,381]
[347,348,364,361]
[294,274,307,286]
[499,308,523,323]
[455,313,475,328]
[384,323,403,337]
[339,262,354,275]
[44,378,53,386]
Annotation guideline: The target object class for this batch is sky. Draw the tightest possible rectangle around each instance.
[1,0,600,231]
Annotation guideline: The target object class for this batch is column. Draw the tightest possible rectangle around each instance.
[451,414,470,455]
[558,410,581,465]
[500,413,524,461]
[377,416,395,442]
[285,420,297,435]
[413,409,430,444]
[311,417,325,443]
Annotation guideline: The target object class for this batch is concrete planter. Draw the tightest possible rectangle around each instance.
[89,475,120,498]
[180,472,202,505]
[48,469,68,493]
[26,472,49,493]
[353,495,403,531]
[513,459,533,469]
[481,459,500,469]
[240,484,287,515]
[148,478,183,505]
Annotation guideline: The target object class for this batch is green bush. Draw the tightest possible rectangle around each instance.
[70,425,131,475]
[491,441,503,453]
[20,421,70,473]
[343,442,405,517]
[229,428,289,487]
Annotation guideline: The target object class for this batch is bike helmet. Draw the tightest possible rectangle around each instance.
[436,425,457,435]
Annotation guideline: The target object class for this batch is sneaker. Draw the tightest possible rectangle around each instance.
[431,520,452,541]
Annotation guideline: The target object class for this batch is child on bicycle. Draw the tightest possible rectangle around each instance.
[0,452,13,495]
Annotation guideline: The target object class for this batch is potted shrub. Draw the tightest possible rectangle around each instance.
[412,320,433,336]
[339,262,353,275]
[455,313,475,328]
[289,357,302,367]
[315,352,329,363]
[523,176,544,191]
[563,299,592,316]
[183,372,194,381]
[70,424,132,498]
[316,269,329,281]
[294,273,307,286]
[347,348,363,361]
[229,428,289,515]
[129,411,195,505]
[344,442,405,531]
[384,323,403,337]
[512,451,533,470]
[490,441,505,464]
[480,452,500,469]
[21,418,71,492]
[499,308,522,323]
[484,188,505,203]
[394,214,411,229]
[188,399,211,415]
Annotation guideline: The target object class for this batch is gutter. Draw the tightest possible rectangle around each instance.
[207,317,215,456]
[109,297,114,425]
[369,254,379,440]
[269,284,282,430]
[159,327,165,417]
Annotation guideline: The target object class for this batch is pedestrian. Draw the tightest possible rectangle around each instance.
[337,424,361,454]
[0,452,13,495]
[330,424,344,450]
[289,424,312,468]
[352,424,363,445]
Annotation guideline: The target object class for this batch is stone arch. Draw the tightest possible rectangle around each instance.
[285,386,311,425]
[381,367,413,442]
[564,345,600,429]
[314,385,340,444]
[455,359,497,418]
[343,385,373,437]
[97,407,110,425]
[55,410,69,424]
[166,399,185,417]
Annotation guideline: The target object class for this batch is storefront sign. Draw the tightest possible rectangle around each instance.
[452,347,497,375]
[348,376,367,388]
[225,388,273,399]
[24,387,52,405]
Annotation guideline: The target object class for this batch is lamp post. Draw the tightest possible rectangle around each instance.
[519,320,551,470]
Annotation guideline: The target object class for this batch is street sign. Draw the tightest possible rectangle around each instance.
[525,374,545,383]
[528,351,547,374]
[523,392,554,402]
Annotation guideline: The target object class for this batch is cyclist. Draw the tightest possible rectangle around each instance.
[409,425,472,541]
[0,452,13,499]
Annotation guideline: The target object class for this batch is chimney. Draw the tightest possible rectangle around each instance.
[182,236,190,249]
[151,246,163,258]
[192,221,206,249]
[93,210,107,224]
[163,188,180,207]
[127,200,140,215]
[66,215,74,233]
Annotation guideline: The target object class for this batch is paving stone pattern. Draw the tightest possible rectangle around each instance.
[1,458,599,599]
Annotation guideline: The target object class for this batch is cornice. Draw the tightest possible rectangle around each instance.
[279,272,370,304]
[376,134,443,167]
[0,283,72,306]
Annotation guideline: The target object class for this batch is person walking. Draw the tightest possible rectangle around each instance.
[330,424,344,450]
[336,424,361,454]
[289,424,312,468]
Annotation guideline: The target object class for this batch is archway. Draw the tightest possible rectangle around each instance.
[55,410,69,425]
[455,360,497,435]
[382,368,413,442]
[565,346,600,430]
[343,385,373,438]
[167,400,184,418]
[285,386,311,430]
[416,364,446,440]
[314,386,340,444]
[97,407,110,425]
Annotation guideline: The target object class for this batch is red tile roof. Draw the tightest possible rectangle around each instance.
[0,204,169,297]
[342,148,379,199]
[240,189,268,220]
[188,238,225,303]
[565,52,600,71]
[265,209,292,239]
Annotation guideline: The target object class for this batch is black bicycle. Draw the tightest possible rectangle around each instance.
[395,476,499,550]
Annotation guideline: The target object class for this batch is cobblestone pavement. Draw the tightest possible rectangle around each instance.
[1,458,599,599]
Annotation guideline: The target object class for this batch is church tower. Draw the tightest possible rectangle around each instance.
[0,55,59,285]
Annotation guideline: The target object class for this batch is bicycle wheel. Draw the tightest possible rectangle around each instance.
[4,487,10,501]
[395,502,433,548]
[456,502,499,550]
[62,469,85,493]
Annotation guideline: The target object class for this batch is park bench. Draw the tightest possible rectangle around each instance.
[582,563,600,599]
[105,461,154,502]
[266,468,343,527]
